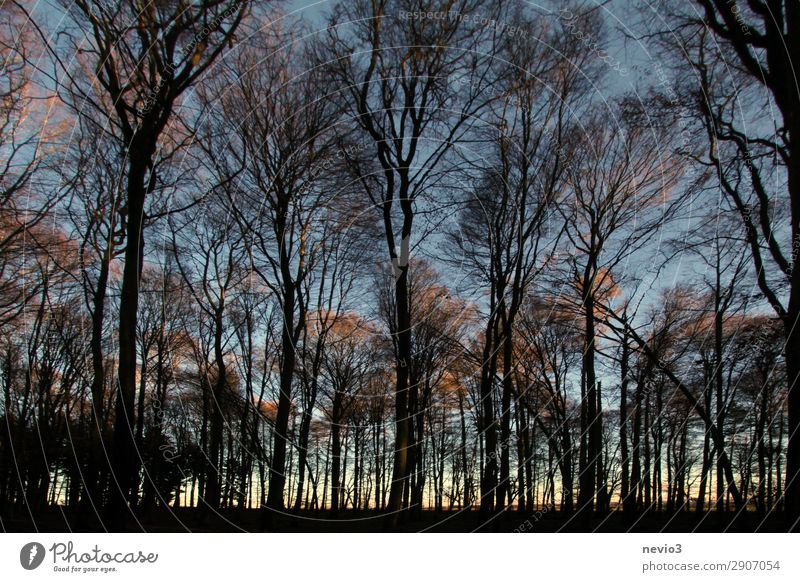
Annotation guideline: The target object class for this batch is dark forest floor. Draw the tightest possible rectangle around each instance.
[1,506,794,532]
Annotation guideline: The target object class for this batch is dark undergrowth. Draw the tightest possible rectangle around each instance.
[1,506,794,533]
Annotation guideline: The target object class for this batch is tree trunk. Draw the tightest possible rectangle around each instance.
[266,276,297,520]
[578,281,599,520]
[620,327,632,514]
[330,393,343,515]
[479,315,501,516]
[107,144,153,530]
[206,308,226,511]
[497,320,514,510]
[82,246,112,518]
[696,367,712,514]
[384,207,413,529]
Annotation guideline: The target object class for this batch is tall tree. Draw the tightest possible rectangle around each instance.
[198,26,344,519]
[51,0,250,528]
[558,102,681,519]
[322,0,501,527]
[649,0,800,526]
[171,191,248,511]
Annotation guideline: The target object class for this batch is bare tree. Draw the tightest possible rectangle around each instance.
[196,25,347,520]
[171,190,248,511]
[556,101,682,519]
[647,0,800,526]
[322,0,502,527]
[45,0,251,528]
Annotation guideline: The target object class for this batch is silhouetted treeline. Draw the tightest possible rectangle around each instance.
[1,0,798,530]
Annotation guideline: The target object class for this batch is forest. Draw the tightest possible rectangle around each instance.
[1,0,799,533]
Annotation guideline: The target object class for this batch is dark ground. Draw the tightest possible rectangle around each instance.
[1,507,794,532]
